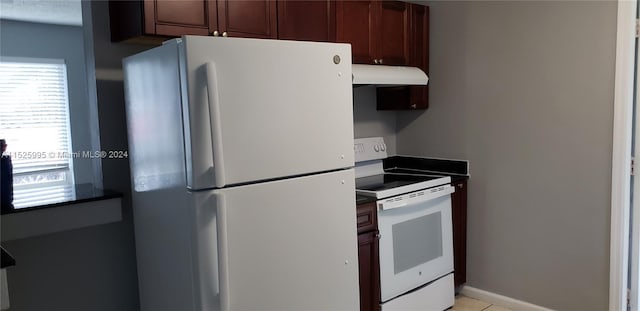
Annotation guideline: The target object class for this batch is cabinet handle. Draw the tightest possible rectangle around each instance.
[410,104,417,109]
[373,59,379,64]
[378,59,384,64]
[458,183,464,189]
[222,32,228,37]
[376,233,381,239]
[212,30,219,36]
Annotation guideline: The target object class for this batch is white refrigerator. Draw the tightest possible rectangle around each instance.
[123,36,359,311]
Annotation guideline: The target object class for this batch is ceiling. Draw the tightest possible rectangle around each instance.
[0,0,82,26]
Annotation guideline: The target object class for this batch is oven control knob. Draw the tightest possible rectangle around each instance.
[374,145,380,152]
[381,144,386,151]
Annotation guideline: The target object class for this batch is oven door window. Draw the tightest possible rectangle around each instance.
[378,193,454,302]
[393,211,442,274]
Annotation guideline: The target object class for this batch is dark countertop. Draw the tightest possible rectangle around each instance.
[1,183,122,215]
[383,156,469,182]
[355,156,469,205]
[356,156,469,205]
[385,168,468,183]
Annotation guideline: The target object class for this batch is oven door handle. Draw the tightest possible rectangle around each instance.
[378,185,455,210]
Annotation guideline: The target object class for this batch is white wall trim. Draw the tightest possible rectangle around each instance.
[460,286,555,311]
[610,1,636,311]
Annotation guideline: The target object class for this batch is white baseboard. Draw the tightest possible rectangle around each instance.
[459,286,555,311]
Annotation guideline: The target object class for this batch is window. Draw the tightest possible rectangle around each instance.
[0,58,75,208]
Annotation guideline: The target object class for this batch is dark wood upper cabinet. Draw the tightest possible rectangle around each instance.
[409,4,428,70]
[377,1,410,66]
[408,3,429,110]
[109,0,276,42]
[152,0,213,37]
[377,3,429,110]
[336,1,377,64]
[277,0,336,42]
[336,0,409,65]
[109,0,212,42]
[217,0,277,39]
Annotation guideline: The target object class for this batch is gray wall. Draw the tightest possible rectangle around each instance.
[354,86,397,155]
[1,3,149,311]
[397,1,615,310]
[0,20,97,185]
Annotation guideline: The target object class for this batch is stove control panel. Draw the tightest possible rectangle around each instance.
[354,137,388,163]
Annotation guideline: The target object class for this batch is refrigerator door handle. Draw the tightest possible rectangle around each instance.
[205,62,227,187]
[215,194,231,311]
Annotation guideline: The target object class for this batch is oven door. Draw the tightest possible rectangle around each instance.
[377,184,455,302]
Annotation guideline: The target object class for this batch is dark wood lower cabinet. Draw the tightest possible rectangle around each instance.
[357,201,380,311]
[358,231,381,311]
[451,179,468,288]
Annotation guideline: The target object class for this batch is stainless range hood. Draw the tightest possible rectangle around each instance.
[351,64,429,86]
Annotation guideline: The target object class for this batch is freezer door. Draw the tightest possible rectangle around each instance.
[191,169,359,311]
[180,36,354,189]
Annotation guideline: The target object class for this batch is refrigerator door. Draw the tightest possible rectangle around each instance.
[190,169,359,311]
[180,36,354,189]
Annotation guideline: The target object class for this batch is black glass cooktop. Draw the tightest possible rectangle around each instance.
[355,173,446,192]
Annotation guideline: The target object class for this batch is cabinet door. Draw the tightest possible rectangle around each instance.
[356,201,377,234]
[451,179,468,287]
[377,1,410,66]
[358,231,381,311]
[217,0,277,39]
[409,4,429,109]
[336,1,377,64]
[147,0,213,37]
[376,3,429,111]
[277,0,336,42]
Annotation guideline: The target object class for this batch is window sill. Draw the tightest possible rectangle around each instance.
[0,185,122,241]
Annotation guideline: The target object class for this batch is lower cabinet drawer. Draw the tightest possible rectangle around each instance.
[356,201,377,234]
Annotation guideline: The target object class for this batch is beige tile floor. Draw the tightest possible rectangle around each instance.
[452,295,512,311]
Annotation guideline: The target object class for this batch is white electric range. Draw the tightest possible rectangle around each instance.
[354,137,455,311]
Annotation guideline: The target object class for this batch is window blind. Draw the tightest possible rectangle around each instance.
[0,59,75,208]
